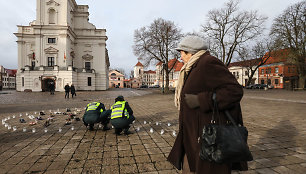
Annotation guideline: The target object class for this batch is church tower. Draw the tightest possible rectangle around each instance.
[134,61,144,79]
[14,0,109,92]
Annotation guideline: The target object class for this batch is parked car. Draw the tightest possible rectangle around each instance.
[251,84,274,89]
[149,85,160,88]
[245,84,256,89]
[139,85,148,88]
[246,84,267,89]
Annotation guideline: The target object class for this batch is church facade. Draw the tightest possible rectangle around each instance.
[14,0,109,92]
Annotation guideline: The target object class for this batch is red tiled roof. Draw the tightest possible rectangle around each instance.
[228,58,261,67]
[135,61,143,66]
[144,70,156,74]
[175,62,184,71]
[156,62,162,66]
[6,69,17,76]
[155,59,184,71]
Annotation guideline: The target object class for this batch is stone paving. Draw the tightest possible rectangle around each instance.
[0,89,306,174]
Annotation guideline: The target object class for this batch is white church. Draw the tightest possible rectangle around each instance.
[14,0,109,92]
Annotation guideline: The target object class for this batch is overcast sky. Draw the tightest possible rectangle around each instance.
[0,0,301,75]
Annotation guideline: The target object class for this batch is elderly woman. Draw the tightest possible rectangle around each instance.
[167,36,247,174]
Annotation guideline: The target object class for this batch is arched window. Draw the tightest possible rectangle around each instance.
[49,9,56,24]
[111,73,116,76]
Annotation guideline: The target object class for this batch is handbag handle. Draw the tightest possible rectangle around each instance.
[212,92,238,127]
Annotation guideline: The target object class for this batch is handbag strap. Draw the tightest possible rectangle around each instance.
[212,92,238,127]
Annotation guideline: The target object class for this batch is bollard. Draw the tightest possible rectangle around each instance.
[71,126,74,131]
[32,128,36,133]
[136,127,140,132]
[23,127,27,132]
[13,126,17,131]
[44,128,48,133]
[156,122,159,125]
[58,127,62,132]
[150,128,154,133]
[167,123,171,127]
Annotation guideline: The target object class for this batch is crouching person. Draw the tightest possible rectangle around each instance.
[83,102,111,131]
[111,96,135,135]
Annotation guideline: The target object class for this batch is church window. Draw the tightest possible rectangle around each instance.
[48,38,56,44]
[85,62,91,70]
[49,9,56,24]
[48,57,54,67]
[22,77,24,87]
[88,77,92,86]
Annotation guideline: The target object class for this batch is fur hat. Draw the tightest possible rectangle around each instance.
[175,35,208,54]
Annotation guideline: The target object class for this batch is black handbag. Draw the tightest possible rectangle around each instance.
[199,93,253,164]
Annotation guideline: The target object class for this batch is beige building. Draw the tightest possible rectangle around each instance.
[228,60,259,87]
[156,59,183,88]
[0,66,17,90]
[14,0,109,92]
[109,70,124,88]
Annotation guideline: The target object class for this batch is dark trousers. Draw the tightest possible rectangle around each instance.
[65,92,69,98]
[71,92,76,98]
[111,114,135,130]
[83,110,111,127]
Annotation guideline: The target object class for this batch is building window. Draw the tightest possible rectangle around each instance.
[85,62,91,70]
[275,67,279,74]
[118,78,120,80]
[31,61,35,70]
[261,69,264,74]
[275,79,279,85]
[88,77,92,86]
[22,77,24,87]
[49,9,56,24]
[118,83,120,86]
[245,71,248,76]
[48,38,56,44]
[261,80,264,84]
[288,67,291,73]
[48,57,54,67]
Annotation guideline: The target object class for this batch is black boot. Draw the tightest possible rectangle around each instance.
[102,125,110,131]
[124,126,133,135]
[89,125,94,131]
[115,128,122,135]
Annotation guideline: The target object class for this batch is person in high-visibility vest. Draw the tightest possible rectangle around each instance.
[83,102,111,131]
[110,96,135,135]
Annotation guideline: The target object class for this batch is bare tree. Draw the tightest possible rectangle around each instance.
[133,18,183,92]
[237,40,274,86]
[201,0,267,66]
[270,1,306,88]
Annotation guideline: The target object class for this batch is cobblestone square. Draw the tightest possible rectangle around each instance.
[0,89,305,174]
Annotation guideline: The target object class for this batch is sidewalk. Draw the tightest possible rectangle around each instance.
[0,90,306,174]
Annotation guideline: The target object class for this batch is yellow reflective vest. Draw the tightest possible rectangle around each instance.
[86,102,104,113]
[111,101,129,119]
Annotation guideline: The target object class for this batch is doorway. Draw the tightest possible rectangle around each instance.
[42,78,55,92]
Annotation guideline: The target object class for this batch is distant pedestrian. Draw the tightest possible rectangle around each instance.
[49,81,55,95]
[71,84,76,98]
[64,83,70,98]
[82,102,111,131]
[110,95,135,135]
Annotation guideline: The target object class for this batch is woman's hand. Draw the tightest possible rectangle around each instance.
[184,94,200,109]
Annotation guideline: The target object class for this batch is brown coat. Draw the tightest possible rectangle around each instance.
[167,52,248,173]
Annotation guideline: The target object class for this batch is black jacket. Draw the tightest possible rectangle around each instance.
[64,85,70,92]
